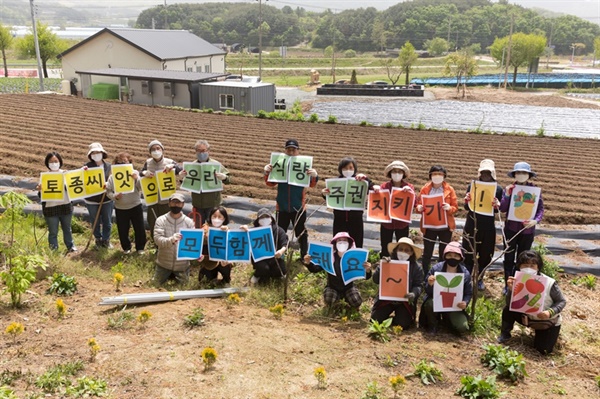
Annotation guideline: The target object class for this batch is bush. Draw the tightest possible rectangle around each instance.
[344,49,357,58]
[533,243,563,279]
[481,344,527,382]
[309,113,320,123]
[457,375,501,399]
[407,360,443,385]
[47,272,78,296]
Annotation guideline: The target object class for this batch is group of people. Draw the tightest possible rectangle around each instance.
[38,138,564,354]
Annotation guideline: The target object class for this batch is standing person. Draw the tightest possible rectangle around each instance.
[462,159,503,290]
[376,160,415,257]
[140,139,182,238]
[241,208,288,284]
[416,165,458,274]
[38,152,76,253]
[106,152,146,254]
[179,140,230,227]
[499,162,544,293]
[153,193,196,285]
[497,250,566,354]
[303,232,372,312]
[321,156,371,247]
[84,142,113,248]
[419,242,472,335]
[199,206,233,286]
[371,237,424,330]
[263,139,318,258]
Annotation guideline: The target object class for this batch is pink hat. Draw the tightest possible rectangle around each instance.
[330,232,355,249]
[443,241,464,260]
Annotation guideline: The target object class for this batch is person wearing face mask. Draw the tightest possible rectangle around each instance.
[37,152,76,253]
[419,241,472,335]
[499,162,544,294]
[141,140,182,239]
[198,206,233,286]
[153,193,196,285]
[179,140,230,228]
[83,142,113,248]
[462,159,503,291]
[303,232,372,312]
[371,237,424,329]
[374,160,415,257]
[416,165,458,274]
[321,157,372,248]
[497,250,565,354]
[106,153,146,255]
[241,208,288,285]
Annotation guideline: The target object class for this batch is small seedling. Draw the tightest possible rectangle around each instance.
[47,272,78,296]
[572,274,596,290]
[360,381,382,399]
[595,375,600,388]
[481,344,527,382]
[269,303,284,319]
[66,376,108,397]
[368,318,392,343]
[56,298,67,318]
[389,374,406,398]
[456,375,500,399]
[184,308,206,328]
[201,347,218,371]
[407,360,443,385]
[88,338,100,361]
[5,322,24,343]
[107,309,135,329]
[314,366,327,389]
[0,386,17,398]
[113,272,124,291]
[137,310,152,327]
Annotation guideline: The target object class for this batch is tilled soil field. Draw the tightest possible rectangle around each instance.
[1,93,599,224]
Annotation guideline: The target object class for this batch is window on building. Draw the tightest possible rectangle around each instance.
[204,65,211,73]
[187,67,193,72]
[196,66,202,72]
[219,94,234,109]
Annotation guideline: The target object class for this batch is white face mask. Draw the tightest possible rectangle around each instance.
[391,173,403,182]
[258,217,271,226]
[396,251,410,261]
[431,175,444,185]
[211,218,224,227]
[336,241,350,254]
[515,173,529,183]
[520,267,537,275]
[91,153,103,162]
[342,170,354,178]
[48,162,60,171]
[151,150,163,160]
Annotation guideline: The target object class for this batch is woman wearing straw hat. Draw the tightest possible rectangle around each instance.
[371,237,424,330]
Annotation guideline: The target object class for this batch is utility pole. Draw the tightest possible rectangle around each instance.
[503,13,514,89]
[164,0,168,30]
[29,0,43,91]
[256,0,268,80]
[570,44,575,64]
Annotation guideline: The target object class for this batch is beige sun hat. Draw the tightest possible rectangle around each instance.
[384,160,410,179]
[387,237,422,259]
[478,159,497,181]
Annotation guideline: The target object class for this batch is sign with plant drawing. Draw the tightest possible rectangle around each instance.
[433,272,464,312]
[379,260,409,301]
[509,271,549,314]
[507,185,541,222]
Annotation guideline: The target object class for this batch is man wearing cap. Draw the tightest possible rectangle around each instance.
[141,140,182,239]
[84,142,114,248]
[153,192,196,285]
[263,139,318,258]
[462,159,503,290]
[499,161,544,293]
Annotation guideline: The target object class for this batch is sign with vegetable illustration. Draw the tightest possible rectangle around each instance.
[468,180,497,216]
[379,260,409,301]
[509,271,548,314]
[433,272,464,312]
[507,185,541,222]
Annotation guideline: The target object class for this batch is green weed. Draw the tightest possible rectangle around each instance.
[532,243,563,279]
[368,318,392,343]
[35,362,83,393]
[0,369,23,386]
[481,344,527,382]
[183,308,206,328]
[107,308,135,330]
[0,386,18,399]
[456,375,501,399]
[536,121,545,137]
[309,113,319,123]
[66,376,108,397]
[360,381,382,399]
[325,114,338,124]
[471,296,503,337]
[46,272,78,296]
[359,120,373,126]
[407,360,443,385]
[571,274,596,290]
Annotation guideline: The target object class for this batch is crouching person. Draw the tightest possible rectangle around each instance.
[371,237,424,330]
[303,232,372,312]
[419,241,472,335]
[153,193,196,285]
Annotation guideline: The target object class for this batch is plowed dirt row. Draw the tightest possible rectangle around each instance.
[1,94,599,224]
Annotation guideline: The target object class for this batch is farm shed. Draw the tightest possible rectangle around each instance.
[58,28,227,92]
[76,68,227,108]
[199,81,276,114]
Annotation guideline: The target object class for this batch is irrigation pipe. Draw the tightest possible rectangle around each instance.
[99,287,248,306]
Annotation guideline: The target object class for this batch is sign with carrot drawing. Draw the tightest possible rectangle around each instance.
[433,272,464,312]
[367,190,391,222]
[468,180,497,216]
[390,188,415,223]
[379,260,409,301]
[421,193,447,229]
[509,271,548,314]
[507,185,541,222]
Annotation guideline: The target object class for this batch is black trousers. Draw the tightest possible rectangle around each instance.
[333,210,364,248]
[462,217,497,276]
[422,228,453,274]
[115,204,146,251]
[371,300,416,330]
[200,264,232,283]
[503,228,535,281]
[253,258,286,279]
[379,226,409,257]
[501,306,561,354]
[276,210,308,257]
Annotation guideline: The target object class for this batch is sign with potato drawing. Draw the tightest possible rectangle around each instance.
[509,271,548,314]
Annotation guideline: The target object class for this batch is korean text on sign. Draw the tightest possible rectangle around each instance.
[248,226,276,262]
[340,248,369,285]
[177,229,205,260]
[421,193,447,229]
[307,242,335,275]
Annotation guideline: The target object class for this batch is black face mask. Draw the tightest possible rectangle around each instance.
[170,206,183,214]
[445,258,460,267]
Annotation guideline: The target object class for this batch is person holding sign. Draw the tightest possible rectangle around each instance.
[199,206,233,286]
[241,208,288,284]
[303,232,372,311]
[106,153,146,255]
[420,242,472,335]
[497,251,566,354]
[263,139,318,258]
[462,159,503,290]
[179,140,230,227]
[371,237,424,330]
[83,142,113,249]
[141,140,182,239]
[37,152,76,253]
[375,160,415,257]
[321,157,372,248]
[153,193,196,285]
[416,165,458,274]
[499,162,544,293]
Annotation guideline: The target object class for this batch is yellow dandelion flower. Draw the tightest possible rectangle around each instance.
[389,374,406,394]
[269,303,284,319]
[392,325,403,335]
[314,366,327,389]
[138,310,152,324]
[201,347,218,370]
[5,322,24,338]
[226,293,241,305]
[56,298,67,318]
